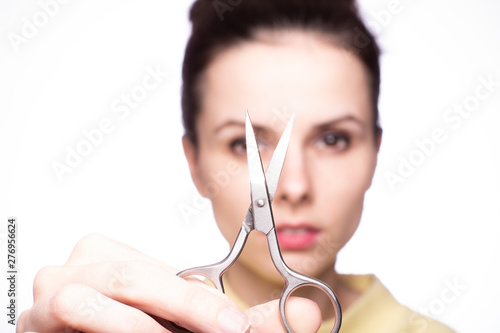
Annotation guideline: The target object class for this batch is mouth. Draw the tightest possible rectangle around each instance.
[276,224,320,250]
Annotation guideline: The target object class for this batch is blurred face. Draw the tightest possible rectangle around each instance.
[184,30,380,284]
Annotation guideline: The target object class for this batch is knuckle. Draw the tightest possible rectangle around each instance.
[33,265,59,298]
[16,310,29,331]
[74,233,107,252]
[67,233,108,263]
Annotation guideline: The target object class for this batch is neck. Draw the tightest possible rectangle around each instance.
[224,252,358,320]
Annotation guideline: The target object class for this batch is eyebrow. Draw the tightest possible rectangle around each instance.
[214,119,260,134]
[214,114,366,134]
[313,115,366,131]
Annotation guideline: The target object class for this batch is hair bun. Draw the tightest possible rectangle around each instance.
[182,0,380,144]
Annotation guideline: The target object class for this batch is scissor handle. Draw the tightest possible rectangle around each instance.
[278,271,342,333]
[264,229,342,333]
[178,223,252,287]
[160,264,225,333]
[165,269,341,333]
[161,226,251,332]
[160,262,230,333]
[162,228,341,333]
[176,263,225,291]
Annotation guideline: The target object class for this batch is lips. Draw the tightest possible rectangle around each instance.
[276,224,319,250]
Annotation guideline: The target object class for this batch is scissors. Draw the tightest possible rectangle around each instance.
[165,112,342,332]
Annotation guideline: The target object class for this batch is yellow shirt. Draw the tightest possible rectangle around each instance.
[225,274,455,333]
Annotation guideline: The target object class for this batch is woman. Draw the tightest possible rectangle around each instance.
[18,0,454,332]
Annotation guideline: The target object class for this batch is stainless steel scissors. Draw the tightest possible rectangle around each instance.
[165,112,341,332]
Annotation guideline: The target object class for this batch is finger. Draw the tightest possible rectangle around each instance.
[38,261,252,333]
[21,283,168,333]
[34,233,178,301]
[245,297,322,333]
[16,310,32,333]
[66,233,173,270]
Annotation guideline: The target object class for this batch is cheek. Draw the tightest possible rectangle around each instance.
[312,149,376,230]
[198,153,250,241]
[315,147,376,196]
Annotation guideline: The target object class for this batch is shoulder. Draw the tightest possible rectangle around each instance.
[321,274,455,333]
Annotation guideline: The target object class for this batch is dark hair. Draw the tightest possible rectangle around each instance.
[182,0,381,144]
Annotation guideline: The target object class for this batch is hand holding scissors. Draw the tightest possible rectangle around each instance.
[165,112,342,332]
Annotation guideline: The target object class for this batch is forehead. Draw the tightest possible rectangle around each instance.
[197,30,372,132]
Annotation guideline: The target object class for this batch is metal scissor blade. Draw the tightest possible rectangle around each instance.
[245,112,273,233]
[245,112,294,234]
[264,114,294,201]
[245,112,267,189]
[245,112,294,203]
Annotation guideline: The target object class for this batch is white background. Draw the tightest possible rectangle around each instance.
[1,0,499,332]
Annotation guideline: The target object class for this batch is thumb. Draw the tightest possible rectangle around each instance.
[245,297,322,333]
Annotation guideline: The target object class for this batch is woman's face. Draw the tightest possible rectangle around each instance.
[184,30,380,283]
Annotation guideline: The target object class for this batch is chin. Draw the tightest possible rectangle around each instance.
[282,251,332,278]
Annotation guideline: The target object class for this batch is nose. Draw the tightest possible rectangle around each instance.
[274,143,312,207]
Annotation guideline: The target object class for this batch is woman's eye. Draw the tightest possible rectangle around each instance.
[229,136,272,156]
[229,137,247,155]
[317,132,350,151]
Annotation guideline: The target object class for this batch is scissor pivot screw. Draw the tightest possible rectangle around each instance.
[256,199,266,207]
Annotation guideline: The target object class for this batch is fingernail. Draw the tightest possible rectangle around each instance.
[217,308,252,333]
